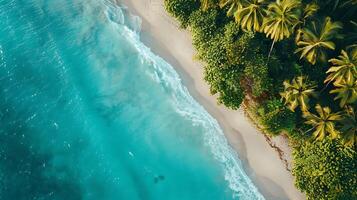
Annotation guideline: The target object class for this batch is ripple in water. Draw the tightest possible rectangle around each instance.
[0,0,264,199]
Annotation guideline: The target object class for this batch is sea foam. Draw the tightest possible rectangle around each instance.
[104,2,265,199]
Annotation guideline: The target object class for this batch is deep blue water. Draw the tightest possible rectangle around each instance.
[0,0,264,199]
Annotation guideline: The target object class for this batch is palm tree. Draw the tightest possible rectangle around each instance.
[262,0,302,57]
[303,104,343,140]
[301,3,319,24]
[340,106,357,147]
[330,77,357,107]
[295,3,319,44]
[234,0,267,32]
[201,0,217,10]
[325,49,357,85]
[219,0,243,18]
[280,76,317,112]
[295,17,343,65]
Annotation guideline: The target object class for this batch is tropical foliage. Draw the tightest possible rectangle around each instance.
[262,0,301,42]
[164,0,357,198]
[295,17,342,65]
[303,104,343,140]
[293,139,357,200]
[164,0,200,27]
[325,49,357,85]
[219,0,243,17]
[341,106,357,146]
[301,3,319,24]
[330,77,357,107]
[280,76,316,112]
[200,0,217,10]
[235,0,266,32]
[257,98,296,135]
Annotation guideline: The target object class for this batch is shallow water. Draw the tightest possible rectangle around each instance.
[0,0,264,199]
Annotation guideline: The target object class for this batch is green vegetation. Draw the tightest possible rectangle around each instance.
[293,139,357,200]
[295,17,343,65]
[257,98,297,135]
[262,0,301,42]
[280,76,317,112]
[163,0,200,27]
[164,0,356,198]
[303,104,343,140]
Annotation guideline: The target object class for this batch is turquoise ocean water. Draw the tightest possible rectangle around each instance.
[0,0,264,199]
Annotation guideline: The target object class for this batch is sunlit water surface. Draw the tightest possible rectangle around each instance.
[0,0,264,199]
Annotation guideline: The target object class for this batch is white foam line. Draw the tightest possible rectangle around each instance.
[103,2,265,199]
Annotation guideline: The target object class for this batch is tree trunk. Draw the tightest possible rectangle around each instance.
[267,40,276,62]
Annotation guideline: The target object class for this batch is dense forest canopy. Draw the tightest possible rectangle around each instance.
[164,0,357,199]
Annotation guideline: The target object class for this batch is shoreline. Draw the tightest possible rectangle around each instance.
[118,0,305,199]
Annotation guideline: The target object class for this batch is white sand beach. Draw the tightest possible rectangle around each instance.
[119,0,305,199]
